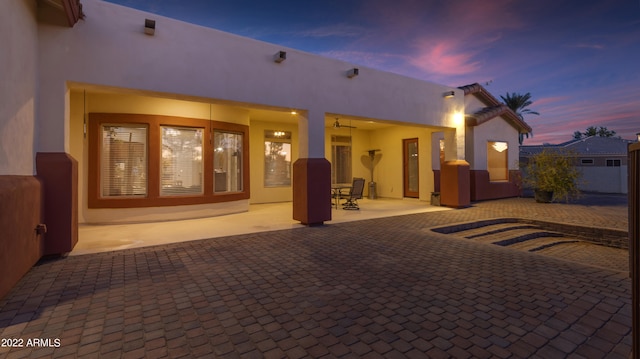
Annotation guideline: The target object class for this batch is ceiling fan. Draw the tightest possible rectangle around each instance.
[333,118,356,129]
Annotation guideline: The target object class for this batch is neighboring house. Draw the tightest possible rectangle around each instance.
[433,83,532,201]
[520,136,637,194]
[0,0,530,297]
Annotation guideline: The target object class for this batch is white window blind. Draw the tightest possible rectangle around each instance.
[100,125,148,197]
[160,126,204,196]
[214,131,243,193]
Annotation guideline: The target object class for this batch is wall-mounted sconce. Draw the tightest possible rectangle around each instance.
[637,132,640,142]
[274,51,286,63]
[453,112,465,126]
[443,91,455,98]
[347,68,359,78]
[144,19,156,35]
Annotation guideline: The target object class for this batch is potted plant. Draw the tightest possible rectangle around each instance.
[522,149,581,203]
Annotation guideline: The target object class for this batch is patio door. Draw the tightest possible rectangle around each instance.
[403,138,419,198]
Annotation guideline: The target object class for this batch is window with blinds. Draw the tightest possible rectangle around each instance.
[214,131,243,193]
[100,125,148,197]
[89,113,250,208]
[160,126,204,196]
[264,130,292,187]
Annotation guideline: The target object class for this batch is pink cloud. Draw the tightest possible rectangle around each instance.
[531,96,569,108]
[409,41,481,76]
[523,92,640,144]
[389,2,525,79]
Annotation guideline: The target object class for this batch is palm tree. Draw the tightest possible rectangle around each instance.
[500,92,539,144]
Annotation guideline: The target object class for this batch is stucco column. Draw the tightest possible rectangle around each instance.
[440,127,470,208]
[35,85,78,254]
[37,83,69,153]
[440,160,470,208]
[293,110,331,225]
[36,152,78,255]
[296,110,325,158]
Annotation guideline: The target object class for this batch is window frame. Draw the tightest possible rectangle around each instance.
[160,125,204,197]
[331,135,352,185]
[263,130,292,188]
[98,123,149,198]
[606,159,621,167]
[89,113,250,208]
[486,141,509,182]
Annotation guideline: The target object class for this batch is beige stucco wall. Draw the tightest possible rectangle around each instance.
[38,0,463,158]
[463,95,520,171]
[370,126,436,201]
[70,90,254,223]
[0,0,38,175]
[467,117,520,171]
[323,124,437,201]
[35,0,471,222]
[249,120,299,203]
[69,89,446,222]
[465,95,490,116]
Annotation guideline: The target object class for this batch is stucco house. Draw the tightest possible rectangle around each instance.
[1,0,530,297]
[432,83,531,201]
[520,136,637,194]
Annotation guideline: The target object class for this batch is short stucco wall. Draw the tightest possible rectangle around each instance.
[470,170,522,201]
[0,176,44,299]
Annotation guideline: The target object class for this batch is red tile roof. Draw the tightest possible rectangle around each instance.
[459,83,532,134]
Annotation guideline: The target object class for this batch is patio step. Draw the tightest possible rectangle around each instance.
[430,219,627,272]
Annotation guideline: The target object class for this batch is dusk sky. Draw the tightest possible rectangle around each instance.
[105,0,640,144]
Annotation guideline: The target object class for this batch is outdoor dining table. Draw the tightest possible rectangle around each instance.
[331,184,352,209]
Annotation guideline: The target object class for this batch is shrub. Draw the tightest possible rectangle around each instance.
[523,149,581,202]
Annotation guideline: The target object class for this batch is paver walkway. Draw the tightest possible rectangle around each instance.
[0,195,632,358]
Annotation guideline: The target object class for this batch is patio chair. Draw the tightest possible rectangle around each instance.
[342,177,365,210]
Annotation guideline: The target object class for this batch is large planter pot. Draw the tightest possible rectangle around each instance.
[534,189,553,203]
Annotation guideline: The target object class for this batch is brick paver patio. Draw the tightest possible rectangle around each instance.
[0,195,632,358]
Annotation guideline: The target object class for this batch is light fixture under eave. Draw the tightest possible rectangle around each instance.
[347,68,359,78]
[443,91,455,98]
[492,141,509,153]
[144,19,156,35]
[274,51,286,63]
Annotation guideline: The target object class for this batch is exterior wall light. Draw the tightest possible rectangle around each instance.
[453,112,464,126]
[347,68,359,78]
[443,91,455,98]
[144,19,156,35]
[492,141,509,153]
[274,51,286,63]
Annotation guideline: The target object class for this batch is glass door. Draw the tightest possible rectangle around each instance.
[403,138,419,198]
